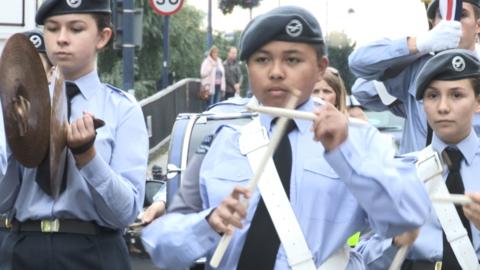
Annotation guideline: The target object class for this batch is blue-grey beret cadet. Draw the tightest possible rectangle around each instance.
[427,0,480,20]
[416,49,480,100]
[239,6,324,61]
[36,0,111,25]
[22,29,46,53]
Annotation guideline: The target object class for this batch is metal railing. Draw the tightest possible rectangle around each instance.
[140,78,204,154]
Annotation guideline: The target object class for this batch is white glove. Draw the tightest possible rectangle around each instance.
[416,20,461,53]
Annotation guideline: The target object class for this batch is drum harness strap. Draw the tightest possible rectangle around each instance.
[239,117,349,270]
[416,145,480,270]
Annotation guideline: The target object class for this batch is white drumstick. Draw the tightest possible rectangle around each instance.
[246,104,367,127]
[431,194,473,205]
[389,194,472,269]
[210,93,300,268]
[389,245,409,270]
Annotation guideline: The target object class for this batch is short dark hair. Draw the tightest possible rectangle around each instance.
[470,76,480,96]
[471,3,480,19]
[310,43,327,64]
[91,13,114,48]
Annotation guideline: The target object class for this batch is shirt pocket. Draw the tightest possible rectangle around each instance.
[203,161,252,207]
[303,159,358,223]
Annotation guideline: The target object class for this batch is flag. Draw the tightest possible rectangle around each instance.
[439,0,463,21]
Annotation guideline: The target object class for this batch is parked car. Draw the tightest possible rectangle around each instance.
[364,109,404,152]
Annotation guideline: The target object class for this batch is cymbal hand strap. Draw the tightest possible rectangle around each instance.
[70,132,96,155]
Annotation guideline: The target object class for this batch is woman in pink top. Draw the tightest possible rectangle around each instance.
[201,46,226,106]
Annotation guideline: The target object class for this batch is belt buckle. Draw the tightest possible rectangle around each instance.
[4,218,11,229]
[435,261,442,270]
[41,219,60,233]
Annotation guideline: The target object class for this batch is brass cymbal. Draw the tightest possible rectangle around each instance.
[49,69,68,198]
[0,33,50,168]
[49,72,105,198]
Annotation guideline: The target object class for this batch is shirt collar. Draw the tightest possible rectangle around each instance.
[259,97,313,134]
[65,69,101,100]
[432,128,479,166]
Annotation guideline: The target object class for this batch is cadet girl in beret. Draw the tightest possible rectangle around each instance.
[358,49,480,270]
[142,6,430,269]
[23,29,54,82]
[350,0,480,154]
[0,0,148,269]
[0,28,56,267]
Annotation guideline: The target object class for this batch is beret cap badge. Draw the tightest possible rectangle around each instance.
[238,6,324,61]
[415,49,480,100]
[66,0,82,8]
[452,56,466,72]
[29,34,43,49]
[286,19,303,37]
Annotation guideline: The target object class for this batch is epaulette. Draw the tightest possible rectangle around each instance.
[106,84,137,103]
[196,134,216,155]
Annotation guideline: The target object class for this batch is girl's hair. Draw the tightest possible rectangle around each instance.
[470,76,480,96]
[91,13,114,48]
[322,67,347,113]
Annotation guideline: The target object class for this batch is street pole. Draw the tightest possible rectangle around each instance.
[122,0,135,95]
[162,15,170,89]
[207,0,212,49]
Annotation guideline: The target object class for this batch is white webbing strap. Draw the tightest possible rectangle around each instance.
[239,118,349,270]
[417,146,480,270]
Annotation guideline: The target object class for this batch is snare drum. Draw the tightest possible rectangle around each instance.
[166,111,256,203]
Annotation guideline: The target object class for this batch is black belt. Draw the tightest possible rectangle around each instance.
[403,259,443,270]
[12,219,117,235]
[0,215,11,230]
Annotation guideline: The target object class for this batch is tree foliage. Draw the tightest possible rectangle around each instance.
[218,0,262,15]
[326,31,356,93]
[97,2,356,99]
[98,1,207,99]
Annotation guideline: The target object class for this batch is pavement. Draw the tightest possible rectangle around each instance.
[146,142,169,179]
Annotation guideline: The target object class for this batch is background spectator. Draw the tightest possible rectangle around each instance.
[201,46,226,106]
[223,47,243,99]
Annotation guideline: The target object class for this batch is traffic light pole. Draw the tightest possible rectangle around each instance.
[207,0,212,49]
[122,0,135,95]
[162,15,170,89]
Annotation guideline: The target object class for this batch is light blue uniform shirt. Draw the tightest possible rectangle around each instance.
[356,130,480,269]
[142,98,430,270]
[0,70,149,229]
[349,38,480,154]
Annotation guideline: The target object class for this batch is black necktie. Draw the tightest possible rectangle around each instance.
[35,82,79,196]
[442,147,471,270]
[66,82,80,120]
[237,119,296,270]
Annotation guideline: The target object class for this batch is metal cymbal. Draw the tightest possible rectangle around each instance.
[0,33,50,168]
[49,72,106,198]
[49,69,68,198]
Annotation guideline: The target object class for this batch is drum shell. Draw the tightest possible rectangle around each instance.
[166,111,256,204]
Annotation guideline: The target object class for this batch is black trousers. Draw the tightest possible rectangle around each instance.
[0,230,8,260]
[0,230,131,270]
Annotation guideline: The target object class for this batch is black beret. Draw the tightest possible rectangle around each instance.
[22,29,46,53]
[416,49,480,100]
[239,6,324,61]
[427,0,480,20]
[36,0,111,25]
